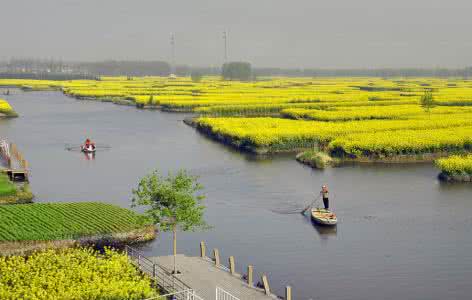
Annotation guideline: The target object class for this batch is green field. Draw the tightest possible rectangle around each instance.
[0,202,153,241]
[0,248,157,300]
[0,174,34,205]
[0,174,16,197]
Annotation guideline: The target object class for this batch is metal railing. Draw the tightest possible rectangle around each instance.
[126,246,199,300]
[144,289,204,300]
[216,287,240,300]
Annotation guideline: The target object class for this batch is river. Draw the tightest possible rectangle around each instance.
[1,90,472,300]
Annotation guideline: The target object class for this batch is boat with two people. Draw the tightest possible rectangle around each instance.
[80,138,96,153]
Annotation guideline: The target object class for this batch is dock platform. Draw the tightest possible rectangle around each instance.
[126,244,288,300]
[150,254,276,300]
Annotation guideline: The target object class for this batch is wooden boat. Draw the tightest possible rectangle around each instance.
[311,208,337,226]
[80,145,96,153]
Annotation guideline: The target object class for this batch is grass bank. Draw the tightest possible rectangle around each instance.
[0,174,33,204]
[296,150,340,169]
[0,247,157,299]
[436,155,472,182]
[0,202,156,255]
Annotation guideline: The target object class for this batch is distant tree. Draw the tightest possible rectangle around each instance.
[420,90,436,112]
[222,62,252,81]
[132,170,207,274]
[148,95,154,105]
[81,61,171,77]
[191,71,203,82]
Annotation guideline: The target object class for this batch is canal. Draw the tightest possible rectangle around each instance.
[1,90,472,300]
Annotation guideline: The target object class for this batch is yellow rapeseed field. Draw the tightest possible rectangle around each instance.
[0,98,16,116]
[0,248,156,300]
[2,76,472,159]
[436,155,472,175]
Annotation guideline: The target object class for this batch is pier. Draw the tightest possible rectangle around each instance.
[126,242,291,300]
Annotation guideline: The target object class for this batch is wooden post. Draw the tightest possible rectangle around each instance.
[153,264,157,278]
[262,274,270,295]
[213,248,220,267]
[247,265,253,287]
[229,256,235,275]
[200,241,206,258]
[286,286,292,300]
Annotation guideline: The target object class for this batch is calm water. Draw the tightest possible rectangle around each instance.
[1,90,472,300]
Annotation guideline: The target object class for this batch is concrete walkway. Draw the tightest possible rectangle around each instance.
[150,255,276,300]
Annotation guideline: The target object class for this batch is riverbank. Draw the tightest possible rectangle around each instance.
[0,181,33,204]
[193,118,313,154]
[193,117,472,166]
[296,150,340,169]
[436,155,472,182]
[0,98,18,117]
[0,173,33,204]
[0,202,156,256]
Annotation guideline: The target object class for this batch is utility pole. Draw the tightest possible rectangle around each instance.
[170,32,176,74]
[223,30,228,63]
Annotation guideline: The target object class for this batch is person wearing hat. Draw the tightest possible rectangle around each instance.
[320,185,329,209]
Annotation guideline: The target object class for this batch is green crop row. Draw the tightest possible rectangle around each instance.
[0,202,152,241]
[0,174,16,197]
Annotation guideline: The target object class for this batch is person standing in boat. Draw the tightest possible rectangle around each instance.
[320,185,329,209]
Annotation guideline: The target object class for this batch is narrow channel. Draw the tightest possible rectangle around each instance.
[2,90,472,300]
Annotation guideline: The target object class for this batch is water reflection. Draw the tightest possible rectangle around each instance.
[83,152,95,160]
[312,221,338,239]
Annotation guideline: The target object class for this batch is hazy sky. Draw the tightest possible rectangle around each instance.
[1,0,472,68]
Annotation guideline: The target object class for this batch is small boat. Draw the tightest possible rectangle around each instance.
[80,145,96,153]
[311,208,337,226]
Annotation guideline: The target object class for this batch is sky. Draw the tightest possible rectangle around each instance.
[1,0,472,68]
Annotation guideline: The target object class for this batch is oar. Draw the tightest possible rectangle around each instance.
[301,195,320,215]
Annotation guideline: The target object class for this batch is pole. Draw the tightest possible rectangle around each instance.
[286,286,292,300]
[247,265,253,287]
[200,241,206,258]
[223,30,228,63]
[170,33,175,74]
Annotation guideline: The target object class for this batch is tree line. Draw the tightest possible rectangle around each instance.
[1,58,471,79]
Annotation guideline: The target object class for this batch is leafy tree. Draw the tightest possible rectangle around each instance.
[222,62,252,81]
[420,90,436,112]
[132,170,207,274]
[191,71,203,82]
